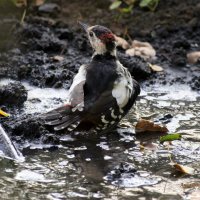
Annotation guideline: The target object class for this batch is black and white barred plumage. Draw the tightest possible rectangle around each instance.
[42,23,140,133]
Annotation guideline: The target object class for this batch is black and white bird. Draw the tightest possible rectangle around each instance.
[42,22,140,133]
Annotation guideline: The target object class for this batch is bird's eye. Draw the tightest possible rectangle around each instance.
[89,32,94,37]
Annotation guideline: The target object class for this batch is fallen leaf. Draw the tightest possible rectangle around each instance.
[140,142,158,151]
[0,109,10,117]
[132,40,153,49]
[109,0,122,10]
[115,35,130,49]
[14,0,27,7]
[135,119,168,133]
[35,0,45,6]
[126,48,135,56]
[52,55,64,62]
[148,63,163,72]
[126,40,156,60]
[187,51,200,64]
[182,182,200,189]
[173,163,195,175]
[160,133,182,143]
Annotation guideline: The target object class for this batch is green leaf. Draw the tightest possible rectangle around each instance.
[160,133,182,143]
[120,5,133,13]
[139,0,159,11]
[109,0,122,10]
[140,0,151,7]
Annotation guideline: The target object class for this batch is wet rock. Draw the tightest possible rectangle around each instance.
[171,49,187,67]
[173,39,190,50]
[155,114,173,124]
[38,3,61,14]
[190,76,200,91]
[56,28,74,40]
[41,133,60,144]
[107,162,137,180]
[20,24,66,52]
[106,162,160,187]
[0,82,27,106]
[117,52,152,79]
[10,117,49,139]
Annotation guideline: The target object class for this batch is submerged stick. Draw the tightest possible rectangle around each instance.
[0,125,24,161]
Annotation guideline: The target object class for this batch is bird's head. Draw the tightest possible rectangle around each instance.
[79,22,116,56]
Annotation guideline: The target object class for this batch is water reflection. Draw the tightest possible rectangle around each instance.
[0,81,200,199]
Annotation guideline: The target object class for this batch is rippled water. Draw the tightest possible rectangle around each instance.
[0,80,199,199]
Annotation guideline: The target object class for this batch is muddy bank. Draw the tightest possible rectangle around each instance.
[0,15,151,90]
[0,1,200,199]
[0,0,199,140]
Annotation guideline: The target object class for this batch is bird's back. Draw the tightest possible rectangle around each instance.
[84,54,119,101]
[42,23,140,133]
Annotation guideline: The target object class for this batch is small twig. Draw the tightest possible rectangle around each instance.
[164,142,174,193]
[20,8,27,25]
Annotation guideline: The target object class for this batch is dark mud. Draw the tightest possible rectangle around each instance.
[0,0,200,199]
[0,0,199,144]
[0,0,199,136]
[0,81,27,106]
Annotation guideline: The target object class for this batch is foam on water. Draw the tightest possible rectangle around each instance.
[141,83,199,101]
[0,79,69,114]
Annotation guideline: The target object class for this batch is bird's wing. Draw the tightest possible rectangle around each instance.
[83,81,120,127]
[84,75,140,126]
[42,65,88,130]
[66,64,87,109]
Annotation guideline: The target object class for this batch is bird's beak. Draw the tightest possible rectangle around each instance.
[0,109,10,117]
[78,21,89,32]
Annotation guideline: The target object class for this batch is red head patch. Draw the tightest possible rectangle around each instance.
[99,33,115,43]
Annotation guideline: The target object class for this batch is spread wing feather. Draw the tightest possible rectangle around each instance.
[41,65,87,131]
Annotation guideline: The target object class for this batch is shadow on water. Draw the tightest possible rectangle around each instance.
[0,82,199,199]
[0,1,200,200]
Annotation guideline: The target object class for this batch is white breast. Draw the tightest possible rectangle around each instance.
[112,61,133,108]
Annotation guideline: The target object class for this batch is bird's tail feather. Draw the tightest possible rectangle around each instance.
[54,119,81,131]
[41,105,82,131]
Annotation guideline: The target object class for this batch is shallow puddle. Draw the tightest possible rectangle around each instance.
[0,80,199,199]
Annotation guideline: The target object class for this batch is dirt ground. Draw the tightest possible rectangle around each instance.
[0,1,200,199]
[0,0,199,142]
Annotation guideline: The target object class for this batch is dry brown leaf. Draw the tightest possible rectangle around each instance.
[132,40,153,49]
[125,48,135,56]
[115,35,130,49]
[135,119,168,133]
[35,0,45,6]
[139,47,156,57]
[182,182,200,189]
[52,55,64,62]
[140,142,158,151]
[173,163,195,175]
[126,40,156,60]
[149,63,164,72]
[187,51,200,64]
[14,0,27,7]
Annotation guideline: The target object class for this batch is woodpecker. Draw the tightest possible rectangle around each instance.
[42,22,140,133]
